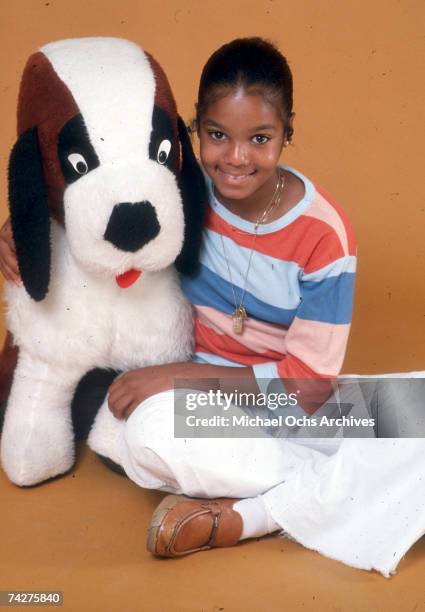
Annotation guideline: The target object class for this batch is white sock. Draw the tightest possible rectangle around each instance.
[233,496,281,540]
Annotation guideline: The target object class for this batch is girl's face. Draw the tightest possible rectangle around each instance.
[199,88,288,207]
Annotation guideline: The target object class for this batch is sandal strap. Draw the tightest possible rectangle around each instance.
[166,503,223,556]
[205,504,221,548]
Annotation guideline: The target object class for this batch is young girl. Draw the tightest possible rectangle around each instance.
[1,38,424,576]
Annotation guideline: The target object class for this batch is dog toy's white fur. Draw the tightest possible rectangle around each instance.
[1,38,195,486]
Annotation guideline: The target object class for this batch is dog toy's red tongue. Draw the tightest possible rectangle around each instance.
[116,269,142,288]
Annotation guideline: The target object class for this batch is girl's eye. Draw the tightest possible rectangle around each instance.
[67,153,89,175]
[209,131,226,141]
[252,135,270,145]
[157,139,171,164]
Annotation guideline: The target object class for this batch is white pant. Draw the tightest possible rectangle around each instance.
[88,373,425,577]
[119,390,342,497]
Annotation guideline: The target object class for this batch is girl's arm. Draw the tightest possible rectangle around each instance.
[108,246,356,421]
[0,218,21,285]
[251,224,357,413]
[108,361,259,420]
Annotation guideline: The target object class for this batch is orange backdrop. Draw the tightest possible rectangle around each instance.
[0,0,424,373]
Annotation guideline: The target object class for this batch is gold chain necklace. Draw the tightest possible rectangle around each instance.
[216,168,285,334]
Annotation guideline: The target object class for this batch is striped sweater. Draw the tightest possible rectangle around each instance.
[181,166,356,389]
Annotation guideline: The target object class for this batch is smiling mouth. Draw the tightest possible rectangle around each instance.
[217,168,257,182]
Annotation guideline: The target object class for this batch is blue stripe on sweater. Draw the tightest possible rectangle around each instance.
[298,273,356,324]
[181,264,298,327]
[182,264,355,326]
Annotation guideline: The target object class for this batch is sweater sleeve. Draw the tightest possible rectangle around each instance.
[252,231,357,407]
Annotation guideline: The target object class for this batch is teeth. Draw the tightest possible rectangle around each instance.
[221,171,251,179]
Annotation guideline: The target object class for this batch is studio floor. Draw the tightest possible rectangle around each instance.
[1,444,424,612]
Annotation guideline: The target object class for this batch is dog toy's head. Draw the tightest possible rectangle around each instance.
[8,37,206,300]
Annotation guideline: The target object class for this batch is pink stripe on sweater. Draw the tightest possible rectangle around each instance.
[284,317,351,376]
[304,192,350,256]
[195,305,287,356]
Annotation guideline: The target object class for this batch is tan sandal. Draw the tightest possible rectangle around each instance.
[147,494,243,557]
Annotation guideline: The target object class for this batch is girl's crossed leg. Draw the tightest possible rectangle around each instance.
[89,384,425,576]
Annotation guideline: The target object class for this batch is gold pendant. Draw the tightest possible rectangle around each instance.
[232,306,247,334]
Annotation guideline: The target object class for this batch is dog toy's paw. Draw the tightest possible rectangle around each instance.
[1,415,75,487]
[1,441,75,487]
[87,400,124,467]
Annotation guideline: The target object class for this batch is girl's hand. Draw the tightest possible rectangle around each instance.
[0,218,21,285]
[108,364,182,420]
[107,362,255,420]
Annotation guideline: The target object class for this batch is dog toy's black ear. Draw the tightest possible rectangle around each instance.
[8,126,50,301]
[175,116,207,276]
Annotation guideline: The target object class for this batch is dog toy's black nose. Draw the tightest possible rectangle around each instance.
[104,201,160,252]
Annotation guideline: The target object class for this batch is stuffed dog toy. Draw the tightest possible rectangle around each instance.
[0,37,205,487]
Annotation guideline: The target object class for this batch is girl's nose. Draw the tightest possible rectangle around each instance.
[224,142,248,166]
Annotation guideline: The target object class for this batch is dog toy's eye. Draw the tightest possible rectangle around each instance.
[67,153,89,175]
[157,140,171,165]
